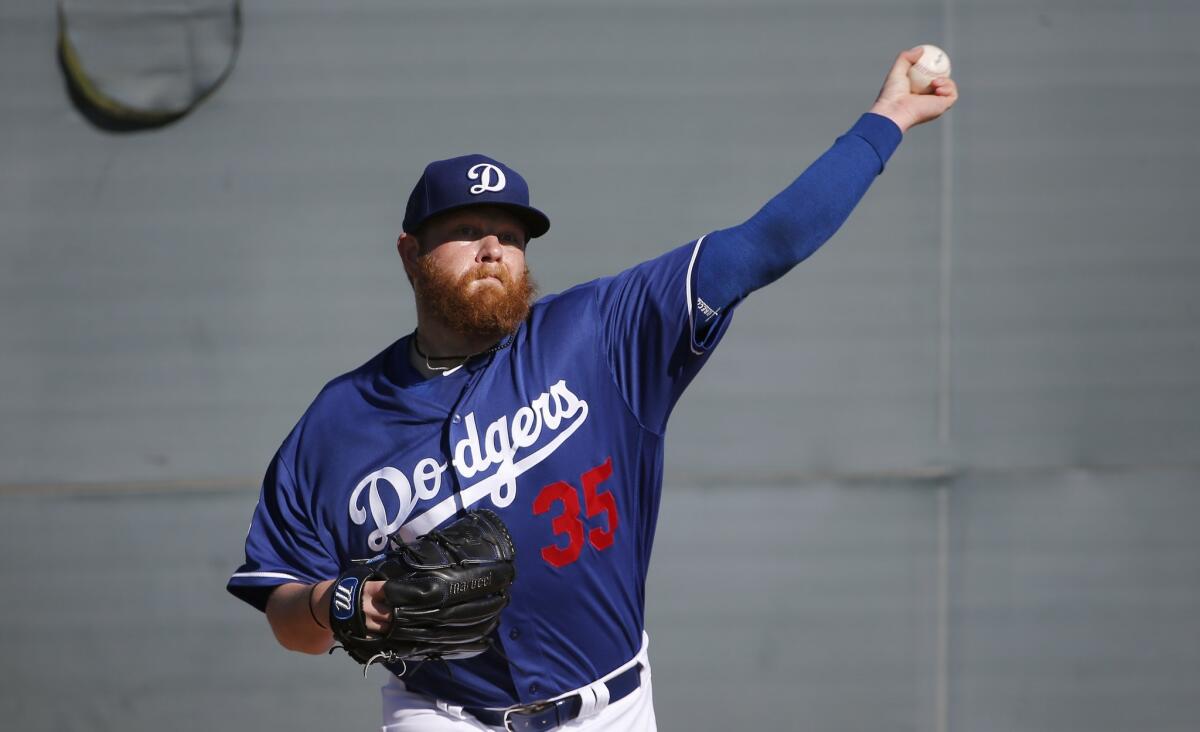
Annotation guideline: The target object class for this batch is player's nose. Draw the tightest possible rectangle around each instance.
[476,233,503,262]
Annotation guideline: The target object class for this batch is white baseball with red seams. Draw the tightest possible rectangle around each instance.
[909,44,952,94]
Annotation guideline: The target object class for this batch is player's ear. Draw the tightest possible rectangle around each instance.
[397,232,420,281]
[398,232,420,260]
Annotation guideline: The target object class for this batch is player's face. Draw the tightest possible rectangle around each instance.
[401,207,537,339]
[415,207,530,287]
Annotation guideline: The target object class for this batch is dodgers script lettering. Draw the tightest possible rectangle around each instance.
[349,380,590,550]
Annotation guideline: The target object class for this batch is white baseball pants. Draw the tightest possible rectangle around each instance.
[381,633,656,732]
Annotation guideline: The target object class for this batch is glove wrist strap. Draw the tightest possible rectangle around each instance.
[329,565,378,641]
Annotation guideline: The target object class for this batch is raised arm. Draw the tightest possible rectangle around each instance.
[693,47,958,325]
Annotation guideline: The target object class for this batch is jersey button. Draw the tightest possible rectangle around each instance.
[508,628,520,640]
[528,683,540,696]
[452,414,462,424]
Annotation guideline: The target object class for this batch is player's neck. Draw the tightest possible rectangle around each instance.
[408,319,507,378]
[415,318,504,359]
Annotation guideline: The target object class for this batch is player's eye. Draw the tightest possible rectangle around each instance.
[457,225,480,238]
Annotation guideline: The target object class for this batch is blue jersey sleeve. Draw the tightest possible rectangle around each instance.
[594,239,735,436]
[692,113,903,334]
[227,441,339,612]
[593,115,901,435]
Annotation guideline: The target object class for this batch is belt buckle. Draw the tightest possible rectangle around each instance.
[502,700,555,732]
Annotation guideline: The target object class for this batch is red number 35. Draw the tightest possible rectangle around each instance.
[532,457,619,568]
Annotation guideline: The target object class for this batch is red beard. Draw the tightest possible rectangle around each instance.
[412,257,537,341]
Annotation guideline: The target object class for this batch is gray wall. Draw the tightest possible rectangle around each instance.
[3,0,1198,730]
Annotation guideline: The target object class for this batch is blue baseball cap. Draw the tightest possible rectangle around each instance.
[403,154,551,239]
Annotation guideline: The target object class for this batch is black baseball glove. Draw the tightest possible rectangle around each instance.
[328,509,516,670]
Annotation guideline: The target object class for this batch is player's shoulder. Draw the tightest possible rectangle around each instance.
[524,268,648,343]
[524,275,609,326]
[316,342,394,401]
[525,243,700,333]
[288,341,399,434]
[532,240,699,302]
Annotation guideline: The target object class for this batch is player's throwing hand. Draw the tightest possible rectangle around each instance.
[870,46,959,133]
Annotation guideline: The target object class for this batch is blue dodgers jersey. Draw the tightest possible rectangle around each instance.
[228,238,735,707]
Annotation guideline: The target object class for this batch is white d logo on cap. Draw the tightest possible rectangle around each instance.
[467,163,507,195]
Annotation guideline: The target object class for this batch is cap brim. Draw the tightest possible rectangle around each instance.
[507,204,551,239]
[414,202,551,240]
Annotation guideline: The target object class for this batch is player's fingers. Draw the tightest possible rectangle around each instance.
[365,594,391,617]
[363,583,390,615]
[364,615,392,634]
[362,596,393,635]
[362,579,385,600]
[932,77,959,101]
[360,580,391,628]
[877,47,927,104]
[364,613,392,633]
[889,46,924,78]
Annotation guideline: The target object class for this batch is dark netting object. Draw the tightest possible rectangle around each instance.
[57,0,241,131]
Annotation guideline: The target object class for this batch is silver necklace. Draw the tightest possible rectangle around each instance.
[411,330,512,374]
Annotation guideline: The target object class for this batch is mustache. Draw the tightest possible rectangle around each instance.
[463,265,516,284]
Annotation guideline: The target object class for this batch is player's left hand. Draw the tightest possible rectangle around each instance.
[328,509,517,670]
[362,580,393,634]
[869,47,958,133]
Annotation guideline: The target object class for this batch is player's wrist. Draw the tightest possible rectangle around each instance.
[307,580,332,632]
[867,101,915,134]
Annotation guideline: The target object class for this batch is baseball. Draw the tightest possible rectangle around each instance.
[908,44,951,94]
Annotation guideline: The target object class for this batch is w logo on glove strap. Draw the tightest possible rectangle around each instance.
[332,576,359,620]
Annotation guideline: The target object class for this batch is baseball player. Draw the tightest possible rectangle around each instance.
[228,48,957,731]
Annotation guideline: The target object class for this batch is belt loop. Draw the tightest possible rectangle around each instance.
[580,677,610,719]
[575,684,598,720]
[435,699,466,719]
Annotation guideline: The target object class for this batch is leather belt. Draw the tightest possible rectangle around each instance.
[464,663,643,732]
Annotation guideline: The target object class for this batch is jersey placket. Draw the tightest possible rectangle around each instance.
[443,364,486,506]
[440,354,557,704]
